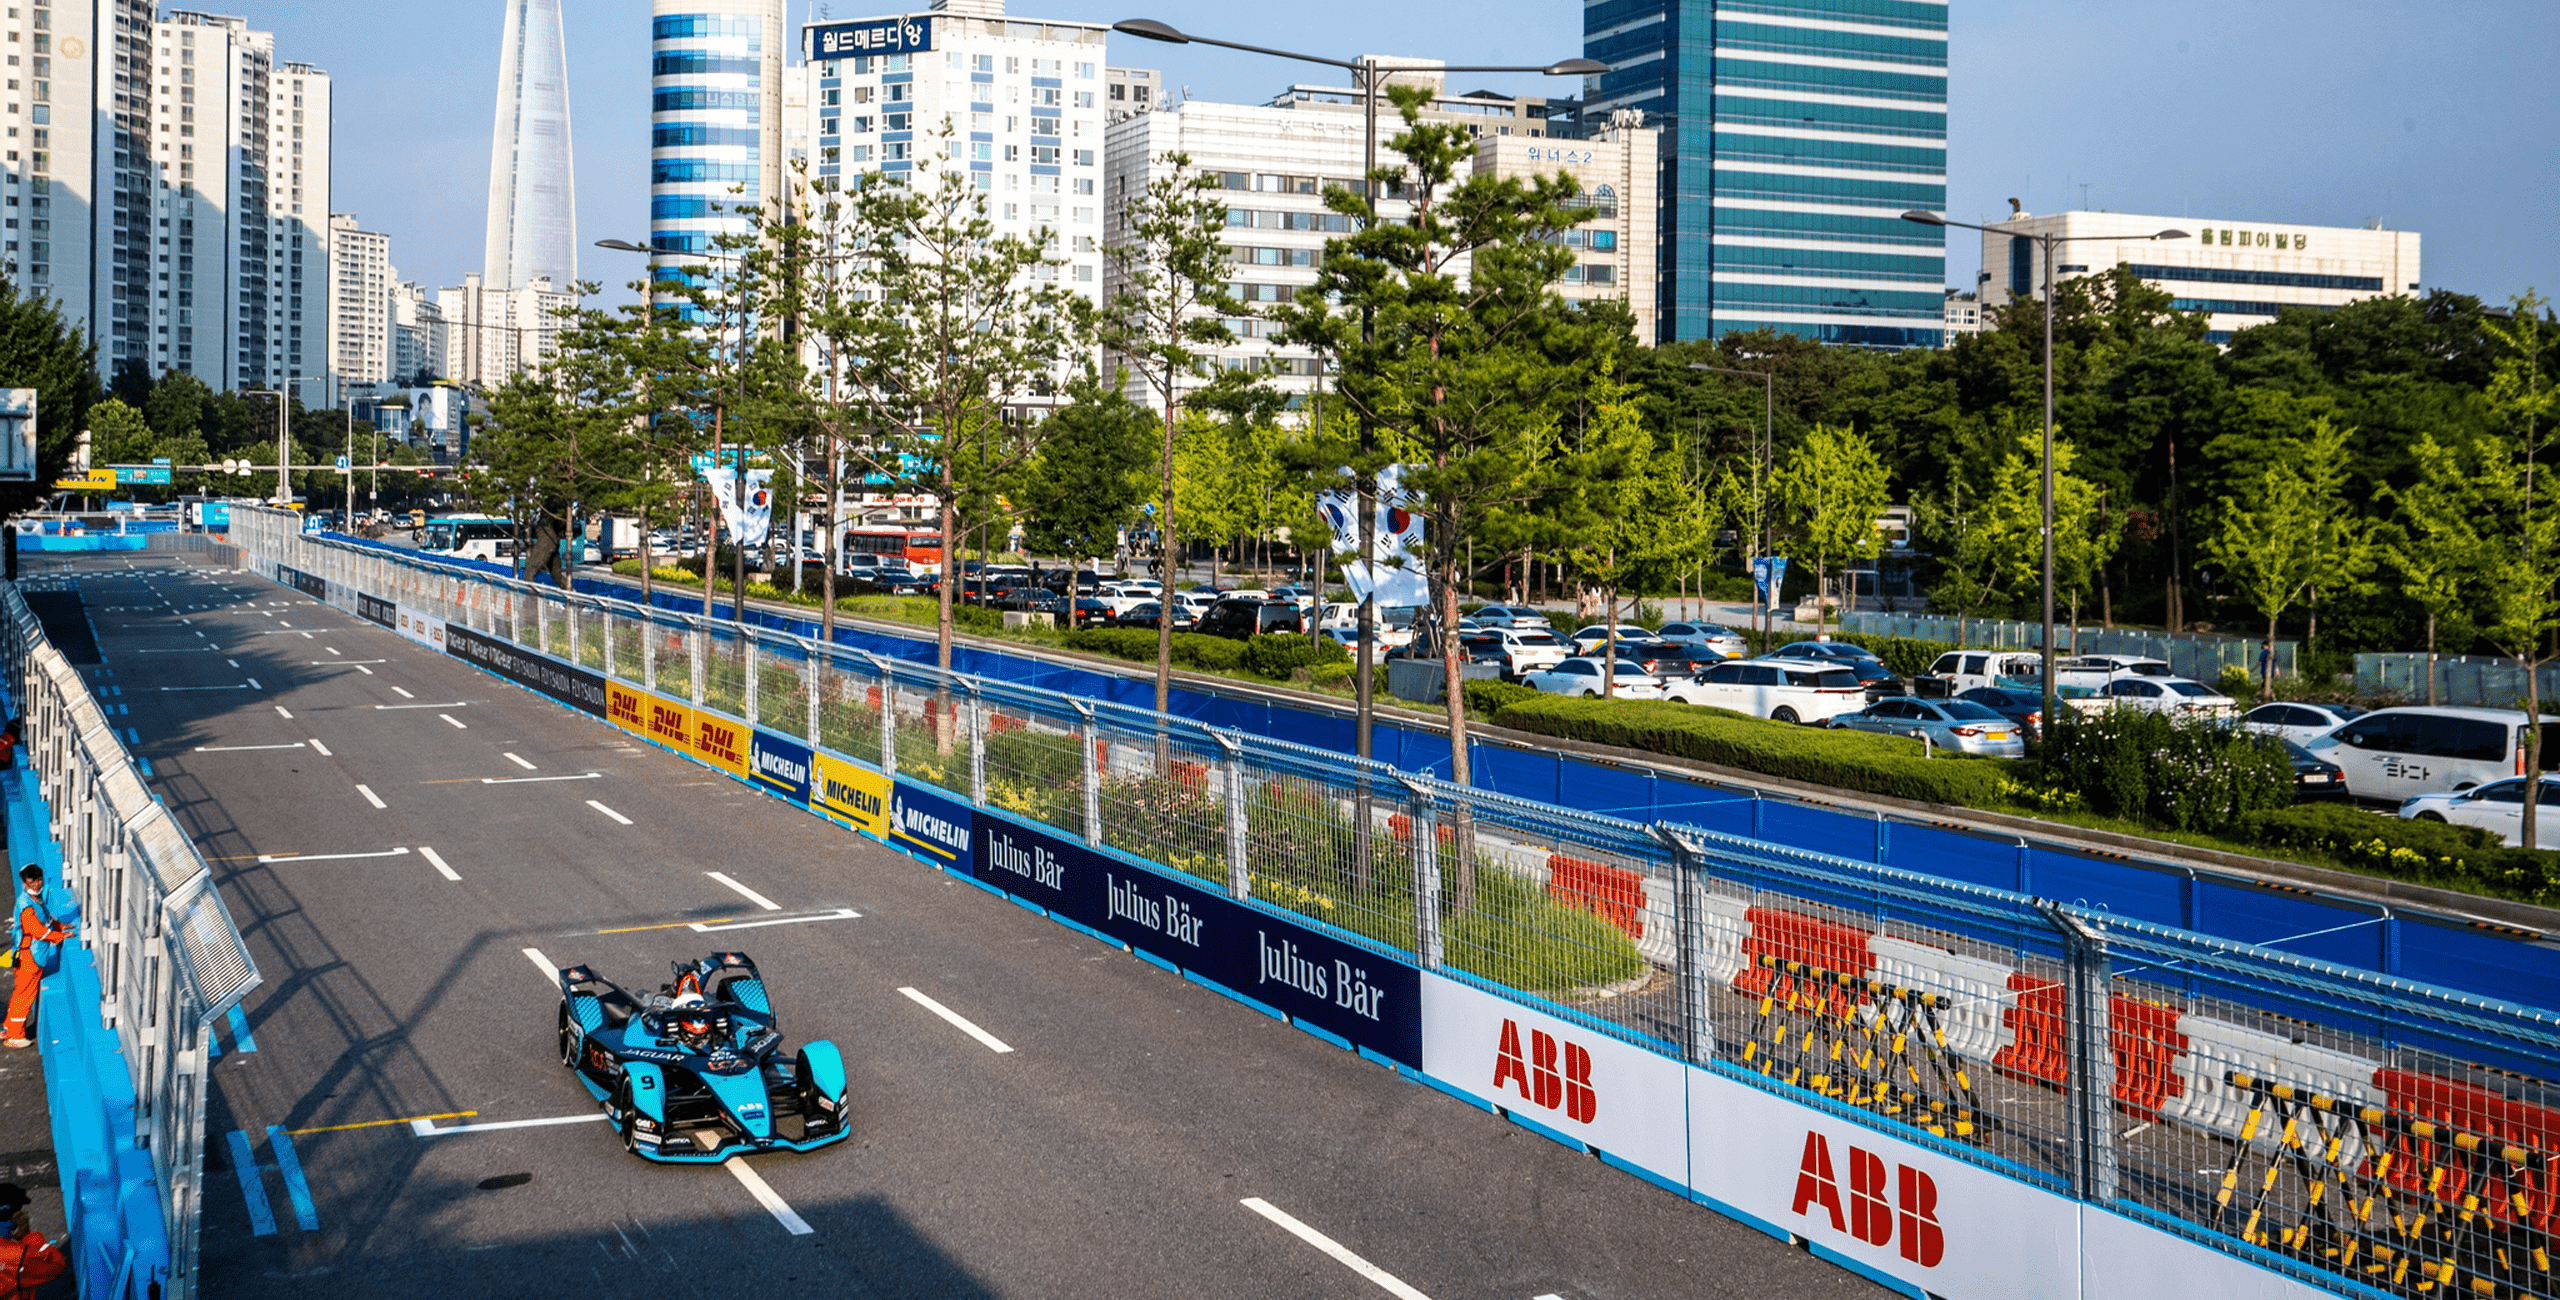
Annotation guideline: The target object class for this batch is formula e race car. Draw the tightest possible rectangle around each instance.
[555,952,851,1162]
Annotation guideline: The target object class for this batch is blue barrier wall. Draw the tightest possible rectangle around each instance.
[312,539,2558,1011]
[2,760,171,1297]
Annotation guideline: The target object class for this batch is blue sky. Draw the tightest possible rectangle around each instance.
[232,0,2554,312]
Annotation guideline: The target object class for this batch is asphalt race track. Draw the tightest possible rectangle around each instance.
[64,553,1884,1300]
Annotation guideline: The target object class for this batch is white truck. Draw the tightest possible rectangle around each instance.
[1317,603,1416,650]
[1916,650,2047,697]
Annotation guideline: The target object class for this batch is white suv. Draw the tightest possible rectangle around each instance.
[1665,658,1868,725]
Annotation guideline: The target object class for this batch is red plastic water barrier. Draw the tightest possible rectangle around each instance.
[1995,972,2066,1086]
[1547,852,1645,939]
[2108,995,2189,1119]
[2376,1068,2560,1231]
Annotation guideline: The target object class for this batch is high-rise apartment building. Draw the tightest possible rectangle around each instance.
[484,0,578,293]
[389,280,441,387]
[799,1,1110,302]
[329,212,392,385]
[0,2,110,340]
[650,0,784,279]
[1583,0,1947,347]
[435,271,572,390]
[144,12,333,398]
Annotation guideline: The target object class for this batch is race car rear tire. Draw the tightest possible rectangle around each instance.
[615,1079,643,1157]
[557,1004,578,1070]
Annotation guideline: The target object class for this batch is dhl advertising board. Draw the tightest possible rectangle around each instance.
[604,682,745,777]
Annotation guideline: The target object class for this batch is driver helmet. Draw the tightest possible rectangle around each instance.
[670,992,711,1044]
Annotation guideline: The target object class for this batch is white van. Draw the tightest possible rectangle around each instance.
[1665,658,1869,725]
[1920,650,2045,696]
[2298,706,2560,802]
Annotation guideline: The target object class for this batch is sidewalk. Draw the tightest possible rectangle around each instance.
[0,761,66,1270]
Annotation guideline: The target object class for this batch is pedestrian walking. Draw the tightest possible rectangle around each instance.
[0,1182,67,1298]
[4,867,71,1049]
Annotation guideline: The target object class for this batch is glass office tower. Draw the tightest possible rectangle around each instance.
[1584,0,1947,348]
[649,0,784,278]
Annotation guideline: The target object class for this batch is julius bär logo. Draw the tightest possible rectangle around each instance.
[1491,1018,1595,1123]
[1790,1132,1943,1266]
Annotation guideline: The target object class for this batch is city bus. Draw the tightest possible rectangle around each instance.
[840,526,944,576]
[420,513,514,564]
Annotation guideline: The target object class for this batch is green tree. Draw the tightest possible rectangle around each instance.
[1774,425,1890,631]
[2384,434,2488,704]
[823,128,1095,670]
[87,398,153,468]
[2476,292,2558,847]
[1087,151,1247,712]
[2200,423,2375,692]
[0,281,96,517]
[1013,373,1157,560]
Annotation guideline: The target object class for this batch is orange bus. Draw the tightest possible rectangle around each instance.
[840,526,945,575]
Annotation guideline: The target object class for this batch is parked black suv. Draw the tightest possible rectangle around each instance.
[1197,598,1305,639]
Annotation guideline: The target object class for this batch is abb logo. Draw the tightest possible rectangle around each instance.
[1491,1018,1595,1123]
[1790,1132,1944,1267]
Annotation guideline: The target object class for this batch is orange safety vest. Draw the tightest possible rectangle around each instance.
[0,1229,66,1298]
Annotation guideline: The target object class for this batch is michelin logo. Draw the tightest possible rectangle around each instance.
[755,747,808,787]
[892,794,967,853]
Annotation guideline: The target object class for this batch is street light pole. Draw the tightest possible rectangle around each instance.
[1689,363,1774,648]
[1901,210,2187,739]
[1112,19,1602,759]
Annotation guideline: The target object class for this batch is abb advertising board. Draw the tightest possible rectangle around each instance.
[1419,972,1688,1188]
[1687,1069,2079,1297]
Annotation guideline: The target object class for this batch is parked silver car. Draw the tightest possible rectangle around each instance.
[1653,621,1750,658]
[1826,697,2027,757]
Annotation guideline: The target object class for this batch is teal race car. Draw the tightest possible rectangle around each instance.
[555,952,851,1162]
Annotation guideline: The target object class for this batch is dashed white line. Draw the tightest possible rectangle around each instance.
[325,647,341,656]
[1241,1198,1434,1300]
[227,659,239,667]
[247,677,262,690]
[898,987,1013,1054]
[724,1158,815,1236]
[308,738,333,757]
[392,687,414,699]
[356,665,374,675]
[440,713,468,730]
[418,846,461,882]
[503,752,537,770]
[257,847,411,865]
[195,743,306,753]
[522,947,558,983]
[274,705,293,720]
[585,799,632,825]
[414,1113,605,1138]
[356,784,388,810]
[705,872,782,912]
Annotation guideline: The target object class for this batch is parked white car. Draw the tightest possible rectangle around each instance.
[1653,621,1750,658]
[1471,604,1554,631]
[1664,658,1867,725]
[1095,583,1158,617]
[2096,675,2237,718]
[1523,657,1666,699]
[1566,624,1654,655]
[2401,776,2560,849]
[1920,650,2047,696]
[1316,603,1416,650]
[2053,654,2176,690]
[2236,701,2367,745]
[1473,627,1570,676]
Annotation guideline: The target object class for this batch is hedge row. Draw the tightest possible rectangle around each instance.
[1482,695,2013,806]
[2233,803,2560,902]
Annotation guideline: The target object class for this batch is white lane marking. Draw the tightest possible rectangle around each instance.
[375,703,469,710]
[356,665,374,675]
[412,1114,606,1138]
[392,687,414,699]
[194,743,307,753]
[247,677,263,689]
[275,705,293,719]
[418,846,461,882]
[898,987,1013,1054]
[310,659,388,666]
[440,713,468,730]
[724,1158,815,1236]
[258,847,412,865]
[691,908,861,933]
[586,800,632,825]
[308,738,333,758]
[160,685,251,692]
[706,872,782,911]
[326,647,341,656]
[356,784,388,810]
[503,752,537,770]
[227,659,239,667]
[522,947,558,983]
[1240,1198,1434,1300]
[481,773,601,785]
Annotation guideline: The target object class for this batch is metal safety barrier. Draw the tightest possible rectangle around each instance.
[0,576,261,1300]
[229,509,2560,1299]
[1839,610,2296,681]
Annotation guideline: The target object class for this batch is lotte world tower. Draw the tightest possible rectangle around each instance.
[485,0,579,290]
